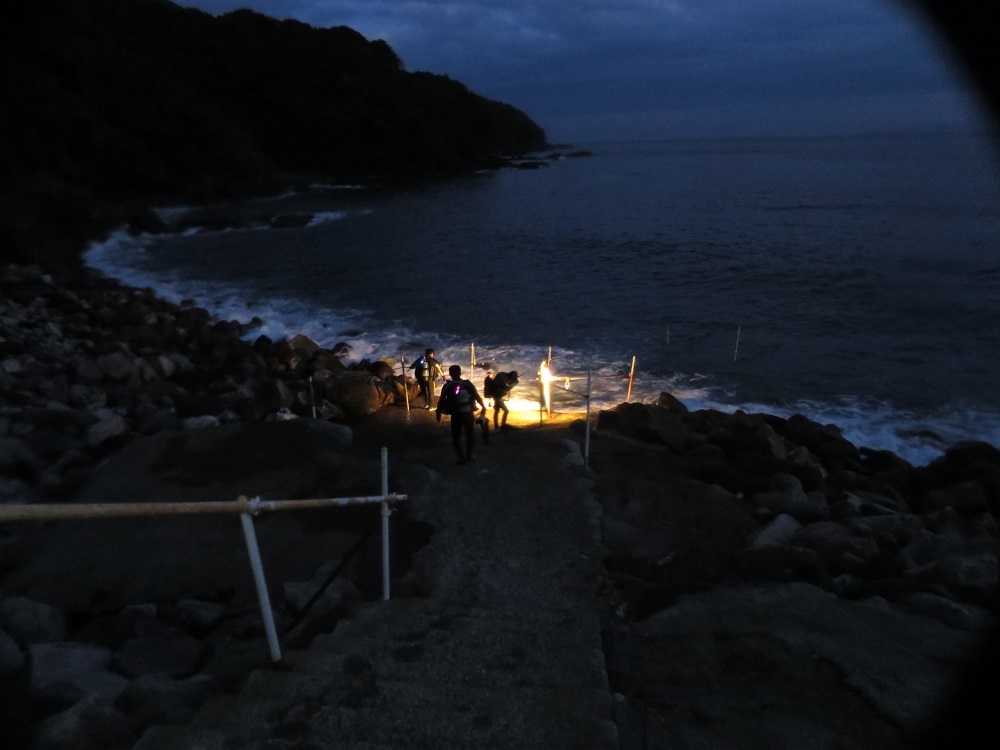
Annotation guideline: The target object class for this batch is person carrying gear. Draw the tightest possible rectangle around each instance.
[408,348,443,409]
[436,364,487,465]
[491,370,519,430]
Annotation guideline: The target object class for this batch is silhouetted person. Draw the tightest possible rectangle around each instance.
[409,348,442,409]
[436,364,486,464]
[491,370,519,430]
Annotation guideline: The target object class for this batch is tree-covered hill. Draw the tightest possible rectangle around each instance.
[0,0,548,266]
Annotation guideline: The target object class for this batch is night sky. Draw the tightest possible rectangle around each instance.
[174,0,989,143]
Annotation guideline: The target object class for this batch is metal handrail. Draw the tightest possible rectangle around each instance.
[0,447,408,663]
[0,494,408,521]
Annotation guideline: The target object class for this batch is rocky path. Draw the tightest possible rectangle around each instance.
[132,414,619,749]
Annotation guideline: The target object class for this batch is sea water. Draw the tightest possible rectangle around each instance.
[86,132,1000,466]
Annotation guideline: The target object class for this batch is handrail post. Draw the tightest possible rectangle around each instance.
[584,369,592,471]
[400,358,410,413]
[381,447,391,601]
[238,495,282,663]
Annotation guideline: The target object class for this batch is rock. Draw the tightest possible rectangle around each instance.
[906,552,999,596]
[621,583,980,740]
[312,350,347,372]
[0,627,25,674]
[85,414,130,447]
[922,480,990,516]
[706,412,787,477]
[96,352,137,382]
[780,413,861,468]
[899,592,997,631]
[655,391,688,414]
[137,408,180,435]
[0,436,45,476]
[322,371,384,418]
[793,521,879,573]
[748,513,802,548]
[847,513,923,548]
[752,473,829,522]
[316,399,347,422]
[168,599,227,635]
[781,445,827,489]
[34,695,134,750]
[603,402,690,450]
[367,359,395,381]
[288,333,320,354]
[28,642,112,694]
[114,672,212,732]
[0,596,67,644]
[112,628,206,679]
[180,415,220,430]
[733,544,827,584]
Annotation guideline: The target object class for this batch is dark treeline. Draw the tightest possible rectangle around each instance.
[0,0,548,266]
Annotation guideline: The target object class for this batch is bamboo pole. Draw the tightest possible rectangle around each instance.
[626,355,637,402]
[309,376,317,419]
[734,325,741,362]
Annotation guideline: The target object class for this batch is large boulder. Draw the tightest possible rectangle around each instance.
[321,371,384,417]
[608,583,982,749]
[598,402,690,451]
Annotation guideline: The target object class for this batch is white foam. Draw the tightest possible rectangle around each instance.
[307,211,347,226]
[82,229,998,467]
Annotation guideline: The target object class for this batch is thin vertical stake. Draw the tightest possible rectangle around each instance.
[734,326,741,362]
[584,370,592,470]
[400,358,410,413]
[626,355,637,402]
[381,447,390,601]
[309,376,317,419]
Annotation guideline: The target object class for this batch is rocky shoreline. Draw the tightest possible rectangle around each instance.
[590,397,1000,747]
[0,263,423,506]
[0,262,430,748]
[2,263,999,748]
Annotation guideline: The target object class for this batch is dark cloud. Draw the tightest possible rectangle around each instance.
[174,0,987,142]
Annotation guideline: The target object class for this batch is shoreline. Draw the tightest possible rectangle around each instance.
[79,184,1000,469]
[3,263,1000,747]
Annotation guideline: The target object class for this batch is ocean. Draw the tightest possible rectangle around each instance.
[86,132,1000,466]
